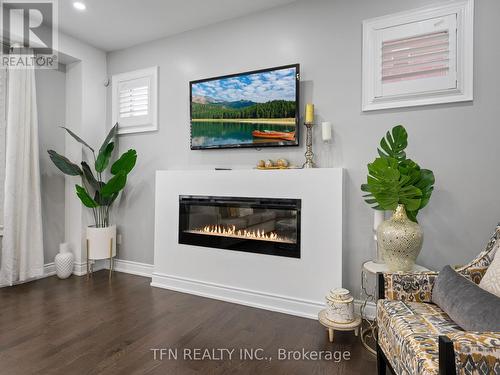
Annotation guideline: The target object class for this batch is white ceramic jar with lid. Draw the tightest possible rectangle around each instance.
[325,288,355,323]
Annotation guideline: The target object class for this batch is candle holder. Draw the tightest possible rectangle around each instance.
[302,122,315,168]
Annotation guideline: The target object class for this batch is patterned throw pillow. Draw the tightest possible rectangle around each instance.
[479,242,500,297]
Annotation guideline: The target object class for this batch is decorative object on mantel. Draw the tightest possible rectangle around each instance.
[54,243,74,279]
[256,158,296,170]
[302,103,315,168]
[326,288,355,323]
[318,309,361,343]
[321,121,332,142]
[276,158,289,168]
[361,125,435,271]
[47,123,138,278]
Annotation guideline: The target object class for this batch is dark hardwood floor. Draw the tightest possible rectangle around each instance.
[0,271,376,375]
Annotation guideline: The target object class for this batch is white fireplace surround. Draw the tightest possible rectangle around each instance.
[152,168,343,319]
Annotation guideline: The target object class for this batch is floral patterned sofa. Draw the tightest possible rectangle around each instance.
[376,225,500,375]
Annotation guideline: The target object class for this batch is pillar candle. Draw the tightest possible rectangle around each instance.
[321,122,332,141]
[373,210,385,231]
[305,104,314,124]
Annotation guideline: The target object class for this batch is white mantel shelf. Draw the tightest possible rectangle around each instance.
[152,168,343,319]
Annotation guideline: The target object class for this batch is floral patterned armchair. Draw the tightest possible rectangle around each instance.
[376,225,500,375]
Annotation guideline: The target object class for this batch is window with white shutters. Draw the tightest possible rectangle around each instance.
[381,30,451,84]
[112,66,158,134]
[362,0,473,111]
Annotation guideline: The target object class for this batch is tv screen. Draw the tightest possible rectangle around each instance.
[190,64,300,150]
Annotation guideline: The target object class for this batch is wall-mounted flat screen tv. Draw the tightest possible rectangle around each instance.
[190,64,300,150]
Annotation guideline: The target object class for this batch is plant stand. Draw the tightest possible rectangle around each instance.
[86,238,114,279]
[318,309,361,343]
[360,261,430,355]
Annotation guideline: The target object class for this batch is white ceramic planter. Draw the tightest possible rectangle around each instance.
[86,225,117,260]
[325,288,355,323]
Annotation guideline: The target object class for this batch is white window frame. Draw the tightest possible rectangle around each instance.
[112,66,158,134]
[362,0,474,111]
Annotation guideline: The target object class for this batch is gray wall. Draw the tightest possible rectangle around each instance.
[107,0,500,295]
[36,67,66,263]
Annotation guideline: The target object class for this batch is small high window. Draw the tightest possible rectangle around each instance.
[112,66,158,134]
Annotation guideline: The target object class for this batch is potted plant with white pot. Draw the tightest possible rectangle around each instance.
[361,125,435,271]
[48,123,137,271]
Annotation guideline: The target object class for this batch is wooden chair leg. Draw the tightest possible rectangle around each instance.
[377,343,386,375]
[439,336,457,375]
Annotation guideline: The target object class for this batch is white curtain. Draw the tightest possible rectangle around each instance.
[0,66,44,285]
[0,69,6,230]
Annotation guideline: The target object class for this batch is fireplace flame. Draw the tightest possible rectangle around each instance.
[186,225,294,244]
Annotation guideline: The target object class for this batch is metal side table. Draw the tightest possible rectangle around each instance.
[360,261,429,355]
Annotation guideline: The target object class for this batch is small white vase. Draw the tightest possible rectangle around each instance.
[55,243,74,279]
[87,225,117,260]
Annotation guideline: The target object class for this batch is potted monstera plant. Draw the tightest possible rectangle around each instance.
[361,125,435,271]
[48,123,137,263]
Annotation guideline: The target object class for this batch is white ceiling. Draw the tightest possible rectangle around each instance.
[58,0,298,52]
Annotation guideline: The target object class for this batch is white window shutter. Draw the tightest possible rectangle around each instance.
[362,0,474,111]
[374,14,457,99]
[112,66,158,134]
[381,30,451,84]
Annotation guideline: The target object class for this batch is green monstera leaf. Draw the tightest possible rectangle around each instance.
[377,125,408,161]
[415,169,435,208]
[362,125,435,222]
[362,157,424,219]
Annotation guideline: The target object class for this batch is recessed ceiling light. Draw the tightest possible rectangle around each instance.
[73,2,86,11]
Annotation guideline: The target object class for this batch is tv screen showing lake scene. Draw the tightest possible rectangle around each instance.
[190,64,299,149]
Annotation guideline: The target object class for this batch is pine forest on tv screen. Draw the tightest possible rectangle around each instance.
[190,66,298,149]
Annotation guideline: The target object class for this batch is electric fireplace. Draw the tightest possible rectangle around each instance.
[179,195,301,258]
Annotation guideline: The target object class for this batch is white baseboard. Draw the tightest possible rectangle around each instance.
[45,261,106,277]
[72,258,152,277]
[151,272,377,321]
[72,260,106,276]
[151,272,322,319]
[0,262,58,288]
[105,258,153,278]
[43,262,56,277]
